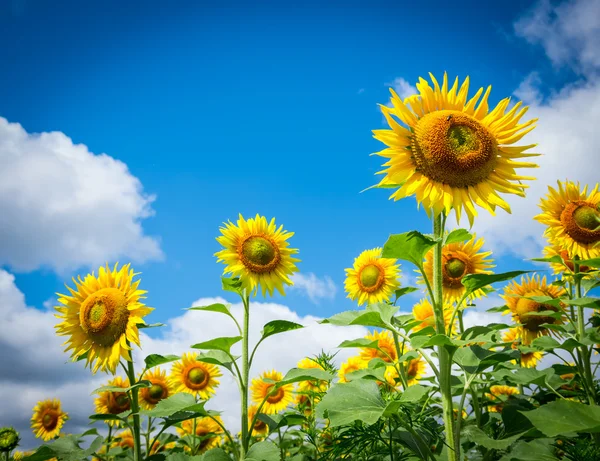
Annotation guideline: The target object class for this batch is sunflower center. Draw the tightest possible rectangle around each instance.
[514,298,559,332]
[79,287,130,347]
[266,385,285,404]
[560,202,600,245]
[108,392,131,414]
[442,253,472,288]
[445,258,467,278]
[187,367,208,387]
[411,110,497,187]
[358,264,385,293]
[41,411,58,430]
[254,419,267,431]
[148,384,165,401]
[239,236,281,274]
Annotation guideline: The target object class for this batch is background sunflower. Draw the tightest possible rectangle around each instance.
[170,353,221,400]
[250,370,294,414]
[94,376,130,427]
[344,248,400,306]
[30,399,68,442]
[176,416,224,453]
[139,367,172,410]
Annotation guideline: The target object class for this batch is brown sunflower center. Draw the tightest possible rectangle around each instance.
[514,298,559,332]
[239,236,281,274]
[107,392,131,414]
[79,287,130,347]
[442,253,472,288]
[41,411,59,430]
[411,110,497,187]
[253,418,267,431]
[147,384,166,402]
[266,385,285,404]
[407,359,419,378]
[560,202,600,245]
[185,367,209,390]
[358,264,385,293]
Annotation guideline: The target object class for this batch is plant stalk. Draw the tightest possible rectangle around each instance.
[125,355,143,461]
[240,293,251,459]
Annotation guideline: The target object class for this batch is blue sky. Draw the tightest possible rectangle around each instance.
[0,0,582,325]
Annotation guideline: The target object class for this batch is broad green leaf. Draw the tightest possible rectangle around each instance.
[521,400,600,436]
[344,366,386,383]
[138,322,166,329]
[89,413,125,422]
[144,354,180,369]
[316,379,386,427]
[91,380,151,395]
[444,229,472,245]
[277,367,333,387]
[453,345,518,373]
[200,448,232,461]
[142,393,207,418]
[411,334,464,349]
[337,338,379,349]
[257,413,306,431]
[191,336,242,354]
[221,276,243,294]
[461,271,530,297]
[382,231,437,269]
[579,258,600,268]
[322,309,389,329]
[196,350,237,372]
[462,426,523,450]
[188,303,234,318]
[486,305,509,313]
[23,435,104,461]
[246,441,280,461]
[394,286,419,300]
[260,320,303,340]
[365,302,399,329]
[399,384,429,403]
[531,255,564,264]
[498,438,559,461]
[165,453,204,461]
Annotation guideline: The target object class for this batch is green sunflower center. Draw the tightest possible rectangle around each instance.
[240,236,281,274]
[79,287,130,347]
[411,110,498,187]
[188,368,207,385]
[560,202,600,245]
[574,206,600,230]
[108,392,131,414]
[359,265,381,288]
[148,384,165,400]
[445,258,467,278]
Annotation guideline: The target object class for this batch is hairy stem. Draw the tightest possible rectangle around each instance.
[125,355,142,461]
[240,293,251,458]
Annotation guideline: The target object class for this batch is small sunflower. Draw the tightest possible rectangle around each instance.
[54,263,153,374]
[295,393,318,417]
[13,452,35,461]
[345,248,401,306]
[338,356,367,383]
[360,330,398,364]
[502,275,566,345]
[502,328,543,368]
[543,244,594,276]
[251,370,295,414]
[453,409,468,420]
[384,355,426,388]
[420,234,494,303]
[486,385,520,413]
[94,376,131,427]
[412,298,455,334]
[176,416,224,453]
[536,181,600,260]
[30,399,68,442]
[373,72,539,225]
[139,367,172,410]
[215,214,300,297]
[170,353,221,400]
[0,427,20,453]
[296,357,328,393]
[248,404,269,436]
[112,429,134,449]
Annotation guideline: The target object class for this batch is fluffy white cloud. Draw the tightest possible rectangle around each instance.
[289,273,337,304]
[0,117,162,273]
[386,77,417,100]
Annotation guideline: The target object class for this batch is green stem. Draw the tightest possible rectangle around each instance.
[470,384,482,428]
[240,293,251,459]
[433,213,458,461]
[278,428,285,461]
[145,417,152,457]
[574,263,597,406]
[455,373,476,442]
[192,417,198,455]
[389,419,395,461]
[125,353,142,461]
[392,332,409,389]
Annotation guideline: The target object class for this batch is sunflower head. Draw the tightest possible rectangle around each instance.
[338,356,367,383]
[250,370,295,414]
[177,417,224,453]
[502,327,543,368]
[215,214,300,297]
[412,298,455,334]
[345,248,401,306]
[0,427,20,453]
[139,368,172,410]
[94,376,131,427]
[30,399,68,442]
[112,429,134,449]
[55,263,153,374]
[360,330,398,363]
[296,357,328,393]
[248,404,269,436]
[485,385,520,413]
[373,73,538,225]
[170,353,221,400]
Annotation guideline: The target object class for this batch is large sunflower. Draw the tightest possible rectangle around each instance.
[338,356,367,383]
[250,370,295,414]
[170,353,221,400]
[296,357,328,393]
[94,376,131,427]
[345,248,401,306]
[176,416,224,453]
[215,214,300,297]
[30,399,68,442]
[54,263,153,374]
[373,73,539,224]
[502,328,543,368]
[486,385,520,413]
[420,234,494,303]
[536,181,600,260]
[412,298,455,334]
[139,367,172,410]
[360,330,398,364]
[502,275,566,345]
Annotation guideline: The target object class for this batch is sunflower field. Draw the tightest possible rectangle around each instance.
[3,73,600,461]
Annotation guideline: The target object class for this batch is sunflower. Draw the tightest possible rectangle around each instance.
[94,376,131,427]
[373,73,538,224]
[54,263,153,374]
[112,429,134,449]
[338,356,368,383]
[170,353,221,400]
[295,393,318,418]
[215,214,300,297]
[360,330,399,364]
[344,248,401,306]
[412,298,455,334]
[502,328,543,368]
[296,357,328,393]
[453,409,468,420]
[251,370,295,414]
[384,355,426,388]
[536,181,600,260]
[502,275,566,345]
[13,452,35,461]
[139,367,172,410]
[30,399,68,442]
[543,245,594,276]
[248,404,269,436]
[486,385,520,413]
[176,416,224,453]
[420,234,494,303]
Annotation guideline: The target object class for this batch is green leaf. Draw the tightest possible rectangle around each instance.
[221,276,243,294]
[486,305,509,313]
[142,393,207,418]
[165,453,204,461]
[394,287,419,300]
[316,379,386,427]
[444,229,472,245]
[411,334,463,349]
[195,350,237,372]
[453,345,518,373]
[461,271,530,297]
[260,320,303,340]
[381,231,437,269]
[520,400,600,436]
[498,439,559,461]
[399,384,429,403]
[138,322,166,329]
[191,336,242,354]
[189,303,235,319]
[531,255,564,265]
[89,413,126,422]
[245,441,280,461]
[144,354,180,369]
[257,413,306,431]
[337,338,379,349]
[322,309,390,329]
[579,258,600,268]
[23,435,105,461]
[91,380,151,395]
[344,366,387,383]
[462,426,523,450]
[277,367,334,387]
[200,448,232,460]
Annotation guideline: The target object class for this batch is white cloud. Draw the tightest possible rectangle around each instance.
[385,77,417,100]
[0,117,163,273]
[289,273,337,304]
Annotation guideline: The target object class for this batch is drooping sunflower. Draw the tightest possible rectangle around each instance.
[30,399,68,442]
[170,353,221,400]
[412,298,455,334]
[54,263,153,374]
[420,234,494,303]
[215,214,300,297]
[542,245,593,276]
[536,181,600,260]
[502,328,543,368]
[248,404,269,436]
[360,330,398,364]
[176,416,224,453]
[250,370,295,414]
[139,367,173,410]
[345,248,401,306]
[296,357,328,393]
[338,356,368,383]
[502,275,566,345]
[94,376,131,427]
[485,385,520,413]
[372,72,539,225]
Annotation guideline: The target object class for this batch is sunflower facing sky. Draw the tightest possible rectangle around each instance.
[344,248,401,306]
[170,353,222,400]
[215,214,300,297]
[54,263,153,374]
[139,367,173,410]
[176,416,225,453]
[502,275,566,345]
[412,298,455,334]
[30,399,68,442]
[250,370,295,414]
[421,234,494,302]
[94,376,131,427]
[536,180,600,260]
[372,73,539,225]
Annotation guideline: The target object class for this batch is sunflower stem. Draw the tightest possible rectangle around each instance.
[240,292,251,459]
[124,355,143,461]
[433,213,458,461]
[574,258,596,406]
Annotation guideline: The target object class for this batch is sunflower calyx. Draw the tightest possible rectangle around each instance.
[0,427,20,452]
